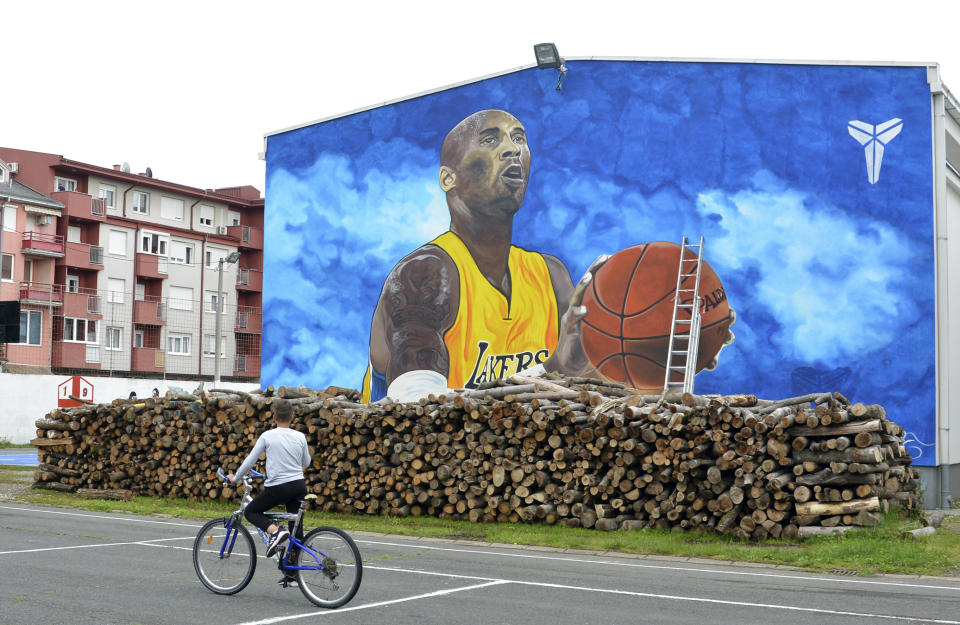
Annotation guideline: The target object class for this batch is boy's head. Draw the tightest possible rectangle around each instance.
[274,398,293,424]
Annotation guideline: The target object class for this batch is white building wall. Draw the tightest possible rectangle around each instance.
[945,168,960,464]
[0,371,259,444]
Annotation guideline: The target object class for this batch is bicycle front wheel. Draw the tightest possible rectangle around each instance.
[193,517,257,595]
[295,526,362,608]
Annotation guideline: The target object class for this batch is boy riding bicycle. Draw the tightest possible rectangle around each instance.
[228,398,311,582]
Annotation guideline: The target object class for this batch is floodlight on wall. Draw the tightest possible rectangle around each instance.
[533,42,567,91]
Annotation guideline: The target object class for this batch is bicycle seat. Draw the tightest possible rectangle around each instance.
[304,494,317,501]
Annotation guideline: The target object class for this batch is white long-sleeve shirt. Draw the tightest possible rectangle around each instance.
[235,427,311,487]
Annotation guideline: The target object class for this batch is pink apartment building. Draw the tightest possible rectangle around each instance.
[0,148,264,381]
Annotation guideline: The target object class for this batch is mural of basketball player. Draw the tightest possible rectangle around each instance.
[361,109,602,402]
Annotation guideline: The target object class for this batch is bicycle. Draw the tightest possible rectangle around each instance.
[192,468,363,608]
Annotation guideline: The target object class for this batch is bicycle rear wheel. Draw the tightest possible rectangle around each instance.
[295,526,362,608]
[193,517,257,595]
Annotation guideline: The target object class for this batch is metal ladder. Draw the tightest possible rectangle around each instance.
[663,236,704,394]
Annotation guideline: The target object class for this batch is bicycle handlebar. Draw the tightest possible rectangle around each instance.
[216,467,264,484]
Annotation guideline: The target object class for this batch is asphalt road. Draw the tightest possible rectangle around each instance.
[1,502,959,625]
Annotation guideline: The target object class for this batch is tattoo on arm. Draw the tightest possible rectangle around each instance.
[383,250,455,382]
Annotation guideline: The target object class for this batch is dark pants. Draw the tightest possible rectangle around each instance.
[244,478,306,540]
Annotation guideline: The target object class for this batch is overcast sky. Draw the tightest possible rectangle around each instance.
[3,0,957,193]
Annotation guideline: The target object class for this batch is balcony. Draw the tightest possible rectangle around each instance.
[53,342,101,370]
[19,281,63,306]
[132,347,165,373]
[226,225,263,250]
[235,306,262,333]
[63,243,104,270]
[135,253,169,280]
[63,290,103,318]
[21,232,65,257]
[52,192,106,222]
[233,355,260,377]
[133,297,166,325]
[236,267,262,292]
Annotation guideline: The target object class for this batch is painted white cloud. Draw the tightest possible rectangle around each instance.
[696,171,915,362]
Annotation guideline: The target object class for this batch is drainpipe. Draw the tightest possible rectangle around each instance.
[0,195,7,285]
[930,72,953,509]
[120,182,136,218]
[190,193,208,379]
[198,234,207,379]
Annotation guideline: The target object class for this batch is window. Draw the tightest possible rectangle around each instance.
[199,205,214,227]
[67,226,82,244]
[98,184,116,209]
[169,241,193,265]
[24,259,34,283]
[18,310,41,345]
[108,278,125,304]
[66,275,79,293]
[203,334,227,357]
[1,204,15,232]
[0,164,7,184]
[167,333,190,355]
[228,210,241,227]
[139,231,169,256]
[64,318,98,344]
[135,282,146,301]
[160,196,184,221]
[205,290,226,313]
[132,191,149,215]
[205,248,228,268]
[54,176,77,192]
[105,327,122,351]
[109,230,127,256]
[168,286,193,311]
[134,329,144,348]
[1,254,11,281]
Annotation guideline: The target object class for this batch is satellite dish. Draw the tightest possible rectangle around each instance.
[122,162,131,173]
[145,167,153,178]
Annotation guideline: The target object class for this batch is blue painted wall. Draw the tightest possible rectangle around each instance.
[263,61,936,464]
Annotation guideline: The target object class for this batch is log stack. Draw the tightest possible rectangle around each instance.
[31,376,918,539]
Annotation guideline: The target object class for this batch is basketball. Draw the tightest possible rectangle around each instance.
[580,242,732,390]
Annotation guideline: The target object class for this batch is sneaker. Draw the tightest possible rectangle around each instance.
[265,529,289,557]
[277,575,297,588]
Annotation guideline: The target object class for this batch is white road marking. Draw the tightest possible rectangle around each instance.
[232,580,509,625]
[357,538,960,593]
[228,570,960,625]
[0,535,192,555]
[0,504,203,528]
[506,579,960,624]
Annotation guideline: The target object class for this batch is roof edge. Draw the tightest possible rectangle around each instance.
[263,56,942,143]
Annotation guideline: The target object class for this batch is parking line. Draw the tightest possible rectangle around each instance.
[0,535,193,556]
[0,505,202,529]
[232,580,510,625]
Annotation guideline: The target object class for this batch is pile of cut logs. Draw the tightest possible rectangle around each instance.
[31,375,918,539]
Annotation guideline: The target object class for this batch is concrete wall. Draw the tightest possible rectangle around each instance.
[0,371,260,444]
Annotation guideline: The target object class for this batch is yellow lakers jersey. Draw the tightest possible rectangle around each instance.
[361,232,559,402]
[433,231,559,390]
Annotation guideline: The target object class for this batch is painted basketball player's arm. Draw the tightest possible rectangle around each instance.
[370,247,459,401]
[540,253,610,378]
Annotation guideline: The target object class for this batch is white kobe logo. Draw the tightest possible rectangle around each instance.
[848,118,902,184]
